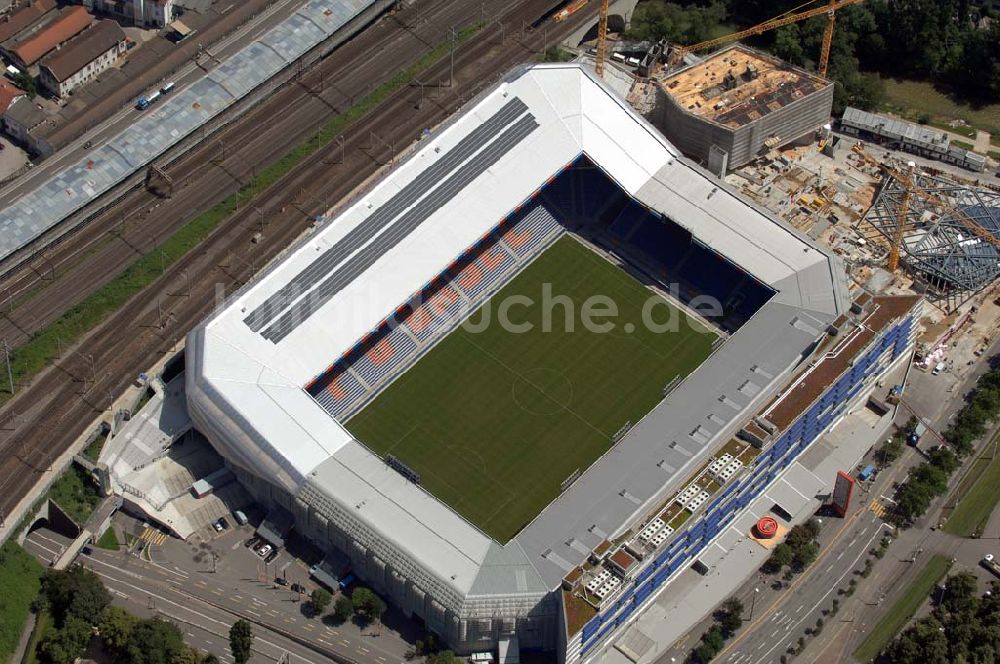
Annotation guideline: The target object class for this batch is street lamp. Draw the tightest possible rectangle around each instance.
[749,587,760,621]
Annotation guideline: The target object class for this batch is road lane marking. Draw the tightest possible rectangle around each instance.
[82,560,309,661]
[247,609,261,617]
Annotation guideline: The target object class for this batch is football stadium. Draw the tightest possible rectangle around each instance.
[187,64,921,662]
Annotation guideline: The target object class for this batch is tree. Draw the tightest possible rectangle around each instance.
[99,606,137,655]
[204,656,220,664]
[126,618,185,664]
[351,587,386,624]
[717,597,743,636]
[333,595,354,623]
[792,541,819,570]
[12,71,36,99]
[763,543,793,573]
[311,587,332,614]
[427,651,461,664]
[38,615,92,664]
[941,572,979,615]
[692,643,716,664]
[41,565,111,626]
[229,620,254,664]
[171,646,205,664]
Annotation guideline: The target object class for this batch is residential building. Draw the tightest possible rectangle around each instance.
[3,5,92,69]
[1,94,52,156]
[82,0,174,29]
[0,0,57,47]
[0,78,25,113]
[39,19,126,97]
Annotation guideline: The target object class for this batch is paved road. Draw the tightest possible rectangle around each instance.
[659,336,1000,663]
[23,526,377,663]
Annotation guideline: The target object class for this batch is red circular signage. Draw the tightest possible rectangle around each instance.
[755,516,779,539]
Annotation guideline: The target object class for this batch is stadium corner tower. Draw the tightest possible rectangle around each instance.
[187,64,920,661]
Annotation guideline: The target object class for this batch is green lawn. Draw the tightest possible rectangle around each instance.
[22,610,52,664]
[47,464,102,525]
[943,433,1000,537]
[96,527,120,551]
[881,79,1000,135]
[852,554,951,662]
[0,541,44,663]
[347,237,715,542]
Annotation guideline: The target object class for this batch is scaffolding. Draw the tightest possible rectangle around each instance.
[858,172,1000,311]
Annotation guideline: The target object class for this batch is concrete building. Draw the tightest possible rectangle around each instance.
[183,63,921,662]
[39,19,126,97]
[82,0,174,29]
[1,95,51,156]
[840,106,987,172]
[652,45,834,174]
[2,5,92,68]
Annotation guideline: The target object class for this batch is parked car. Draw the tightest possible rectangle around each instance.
[257,544,273,558]
[290,583,305,594]
[244,537,258,549]
[212,521,223,532]
[216,517,228,530]
[265,549,279,563]
[275,576,288,586]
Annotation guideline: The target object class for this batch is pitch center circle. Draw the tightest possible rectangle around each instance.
[511,368,574,415]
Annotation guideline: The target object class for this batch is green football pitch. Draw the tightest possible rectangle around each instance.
[346,236,716,542]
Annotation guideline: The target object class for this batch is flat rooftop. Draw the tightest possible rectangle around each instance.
[661,45,828,128]
[762,294,921,430]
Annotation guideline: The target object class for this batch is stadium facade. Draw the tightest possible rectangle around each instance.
[186,64,920,661]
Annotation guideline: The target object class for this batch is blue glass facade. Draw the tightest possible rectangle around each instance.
[575,309,917,656]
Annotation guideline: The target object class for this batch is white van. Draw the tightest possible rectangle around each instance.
[932,361,946,375]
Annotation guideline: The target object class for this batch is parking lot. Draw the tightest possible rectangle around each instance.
[117,510,418,664]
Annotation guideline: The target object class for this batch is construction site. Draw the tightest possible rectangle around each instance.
[572,0,1000,380]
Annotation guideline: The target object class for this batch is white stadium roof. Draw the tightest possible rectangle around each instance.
[187,64,848,606]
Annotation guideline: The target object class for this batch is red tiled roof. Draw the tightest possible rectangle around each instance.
[41,20,125,82]
[0,0,57,45]
[11,6,92,66]
[0,79,26,113]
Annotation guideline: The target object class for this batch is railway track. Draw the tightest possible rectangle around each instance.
[0,0,472,348]
[0,0,599,525]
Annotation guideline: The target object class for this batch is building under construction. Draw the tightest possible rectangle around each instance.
[859,171,1000,311]
[651,45,833,174]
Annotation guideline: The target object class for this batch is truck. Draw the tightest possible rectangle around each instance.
[982,554,1000,578]
[135,90,161,110]
[858,464,876,482]
[908,421,927,446]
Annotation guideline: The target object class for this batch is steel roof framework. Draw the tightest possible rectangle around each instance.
[859,172,1000,311]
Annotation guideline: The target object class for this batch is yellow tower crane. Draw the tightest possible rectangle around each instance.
[851,143,1000,272]
[595,0,609,78]
[671,0,866,78]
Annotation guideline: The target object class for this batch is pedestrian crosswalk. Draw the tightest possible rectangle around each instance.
[870,500,889,519]
[140,526,168,546]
